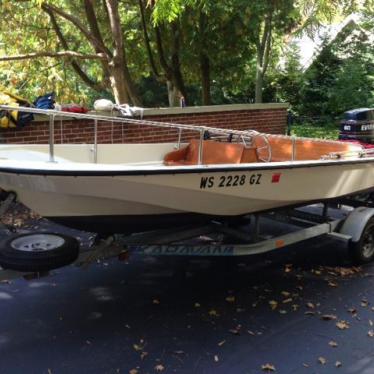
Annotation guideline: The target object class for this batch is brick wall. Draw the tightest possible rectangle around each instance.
[0,103,288,144]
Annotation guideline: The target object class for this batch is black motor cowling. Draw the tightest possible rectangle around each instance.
[339,108,374,143]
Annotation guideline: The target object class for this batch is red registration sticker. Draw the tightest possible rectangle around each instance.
[271,173,282,183]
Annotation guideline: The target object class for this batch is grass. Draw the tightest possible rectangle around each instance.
[290,122,340,140]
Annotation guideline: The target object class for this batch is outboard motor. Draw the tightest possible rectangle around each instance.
[339,108,374,144]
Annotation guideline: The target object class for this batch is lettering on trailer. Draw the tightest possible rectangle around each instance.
[200,174,262,189]
[130,245,235,256]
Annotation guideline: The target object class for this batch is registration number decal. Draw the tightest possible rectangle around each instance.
[200,174,262,189]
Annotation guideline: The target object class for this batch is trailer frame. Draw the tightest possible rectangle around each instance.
[0,196,374,281]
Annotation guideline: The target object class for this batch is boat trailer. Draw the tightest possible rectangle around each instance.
[0,192,374,281]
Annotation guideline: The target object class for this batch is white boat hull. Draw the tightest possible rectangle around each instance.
[0,156,373,233]
[0,106,372,234]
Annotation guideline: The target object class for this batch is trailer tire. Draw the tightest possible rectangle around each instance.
[0,232,79,272]
[349,218,374,264]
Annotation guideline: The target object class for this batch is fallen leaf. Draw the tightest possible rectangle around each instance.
[284,264,293,273]
[329,340,338,347]
[173,350,185,355]
[318,357,327,365]
[279,309,287,314]
[225,296,235,303]
[214,355,219,362]
[335,361,342,368]
[140,351,148,360]
[209,309,220,317]
[282,298,292,304]
[336,320,350,330]
[306,302,315,309]
[229,325,242,335]
[336,267,361,277]
[305,311,316,316]
[133,344,144,352]
[281,291,291,297]
[129,369,139,374]
[247,330,256,336]
[328,281,338,287]
[368,330,374,337]
[321,314,337,321]
[218,340,226,346]
[269,300,278,310]
[347,307,357,315]
[261,363,276,372]
[154,364,165,372]
[302,363,309,368]
[361,299,369,308]
[194,302,201,308]
[370,320,373,327]
[292,304,299,311]
[153,299,160,305]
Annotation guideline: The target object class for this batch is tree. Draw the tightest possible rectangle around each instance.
[0,1,141,105]
[0,0,368,108]
[139,0,188,106]
[273,42,304,109]
[241,1,298,103]
[243,0,364,103]
[298,16,374,117]
[149,0,253,105]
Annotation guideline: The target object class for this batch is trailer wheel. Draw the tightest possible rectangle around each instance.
[349,218,374,264]
[0,232,79,272]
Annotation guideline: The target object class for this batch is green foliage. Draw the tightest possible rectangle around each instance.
[152,0,187,23]
[0,0,370,111]
[297,17,374,117]
[290,122,339,140]
[273,43,304,108]
[0,1,105,104]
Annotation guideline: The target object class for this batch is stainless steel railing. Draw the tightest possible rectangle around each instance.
[0,105,270,164]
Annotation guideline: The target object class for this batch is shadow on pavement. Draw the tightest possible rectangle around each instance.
[0,211,374,373]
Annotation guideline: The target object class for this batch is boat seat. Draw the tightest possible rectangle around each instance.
[163,135,362,165]
[164,139,258,165]
[264,136,363,162]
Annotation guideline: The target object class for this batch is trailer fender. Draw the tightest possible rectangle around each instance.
[339,207,374,242]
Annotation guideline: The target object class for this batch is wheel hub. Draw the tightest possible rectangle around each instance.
[362,232,374,259]
[10,234,66,252]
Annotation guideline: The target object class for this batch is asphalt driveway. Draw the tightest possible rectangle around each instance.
[0,205,374,374]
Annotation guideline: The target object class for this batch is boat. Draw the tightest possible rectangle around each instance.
[0,105,373,234]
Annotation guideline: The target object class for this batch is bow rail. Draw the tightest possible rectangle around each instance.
[0,105,268,164]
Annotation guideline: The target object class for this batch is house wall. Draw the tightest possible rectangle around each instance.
[0,103,288,144]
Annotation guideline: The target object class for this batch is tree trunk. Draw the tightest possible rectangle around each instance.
[109,65,130,104]
[254,14,272,104]
[104,0,141,106]
[154,22,187,107]
[198,10,211,105]
[167,80,180,107]
[170,23,187,104]
[255,62,263,103]
[200,53,211,105]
